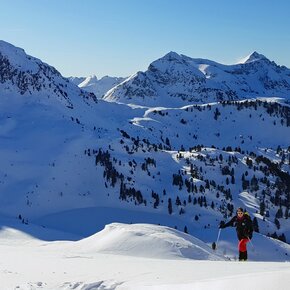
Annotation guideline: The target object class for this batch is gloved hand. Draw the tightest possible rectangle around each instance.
[219,221,225,229]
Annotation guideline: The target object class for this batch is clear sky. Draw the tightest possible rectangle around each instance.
[1,0,289,78]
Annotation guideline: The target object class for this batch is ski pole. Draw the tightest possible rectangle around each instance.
[216,228,221,245]
[246,236,255,253]
[213,228,221,250]
[248,237,254,248]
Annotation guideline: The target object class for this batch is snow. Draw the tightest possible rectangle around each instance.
[237,51,269,64]
[0,219,290,290]
[77,75,126,98]
[71,223,224,260]
[67,76,86,86]
[0,40,40,72]
[104,51,290,106]
[1,40,290,289]
[31,205,290,262]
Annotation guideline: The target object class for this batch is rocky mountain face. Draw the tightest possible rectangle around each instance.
[0,40,96,109]
[103,51,290,106]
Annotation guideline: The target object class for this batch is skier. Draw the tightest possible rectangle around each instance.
[219,207,253,261]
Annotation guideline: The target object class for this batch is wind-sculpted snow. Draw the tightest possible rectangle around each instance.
[72,223,225,260]
[0,218,290,289]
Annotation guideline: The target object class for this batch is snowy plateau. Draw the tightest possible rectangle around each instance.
[0,40,290,289]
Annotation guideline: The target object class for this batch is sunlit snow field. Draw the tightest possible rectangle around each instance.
[1,215,290,290]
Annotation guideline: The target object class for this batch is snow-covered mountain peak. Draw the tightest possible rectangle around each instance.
[76,74,126,98]
[0,40,96,108]
[162,51,184,62]
[104,50,290,106]
[79,74,98,87]
[148,51,204,77]
[67,76,86,86]
[239,51,270,64]
[0,40,42,73]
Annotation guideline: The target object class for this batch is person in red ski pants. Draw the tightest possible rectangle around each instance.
[219,207,253,261]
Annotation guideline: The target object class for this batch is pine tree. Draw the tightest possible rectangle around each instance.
[275,208,283,219]
[278,233,286,243]
[274,218,280,230]
[260,201,265,216]
[188,195,192,203]
[175,196,181,206]
[168,198,173,215]
[246,157,253,168]
[179,208,185,215]
[231,175,235,184]
[250,175,259,191]
[252,217,259,232]
[285,208,289,219]
[214,108,221,120]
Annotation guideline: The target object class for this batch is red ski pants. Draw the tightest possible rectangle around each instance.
[238,238,249,252]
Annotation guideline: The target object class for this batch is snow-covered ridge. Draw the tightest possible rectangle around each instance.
[0,40,42,72]
[0,40,96,108]
[103,51,290,106]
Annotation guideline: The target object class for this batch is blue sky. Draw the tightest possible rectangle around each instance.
[1,0,289,77]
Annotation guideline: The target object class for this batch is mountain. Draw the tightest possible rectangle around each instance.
[0,40,130,218]
[0,41,290,263]
[103,51,290,106]
[77,75,126,98]
[238,51,271,64]
[0,40,97,109]
[68,76,86,86]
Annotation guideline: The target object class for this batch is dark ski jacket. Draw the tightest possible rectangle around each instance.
[221,213,253,240]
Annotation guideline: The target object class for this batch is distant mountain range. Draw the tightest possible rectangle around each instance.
[68,75,126,99]
[1,40,290,259]
[103,51,290,106]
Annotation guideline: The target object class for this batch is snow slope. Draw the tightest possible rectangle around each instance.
[34,207,290,262]
[72,222,225,260]
[0,219,290,290]
[1,40,290,270]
